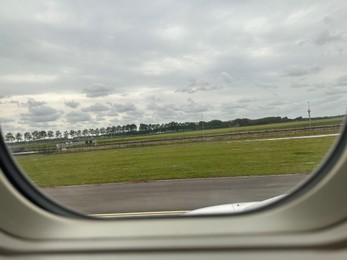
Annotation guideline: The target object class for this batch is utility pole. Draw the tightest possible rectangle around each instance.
[201,114,205,139]
[307,101,312,130]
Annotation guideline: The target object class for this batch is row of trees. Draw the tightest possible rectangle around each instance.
[4,116,305,143]
[139,116,304,133]
[4,124,138,143]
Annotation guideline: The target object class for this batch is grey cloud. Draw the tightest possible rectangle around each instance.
[324,85,347,96]
[82,103,110,112]
[175,86,220,94]
[148,103,176,112]
[312,31,343,45]
[323,16,333,24]
[26,98,45,107]
[310,65,321,73]
[64,100,80,108]
[182,99,211,113]
[147,95,161,102]
[148,99,210,118]
[220,72,233,84]
[21,121,53,129]
[313,83,329,89]
[290,83,310,88]
[176,78,222,93]
[95,114,106,122]
[325,87,347,96]
[255,82,277,90]
[221,97,258,113]
[9,100,21,106]
[175,88,193,94]
[65,111,92,123]
[221,103,248,113]
[281,65,321,77]
[319,95,342,104]
[0,117,14,123]
[120,109,145,122]
[281,66,307,77]
[112,103,137,113]
[267,100,286,107]
[83,85,113,98]
[238,97,257,104]
[147,103,181,119]
[20,99,61,123]
[189,78,210,87]
[336,74,347,86]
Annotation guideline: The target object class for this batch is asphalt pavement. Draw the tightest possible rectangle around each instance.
[42,174,307,215]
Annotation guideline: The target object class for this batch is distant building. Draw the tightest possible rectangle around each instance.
[56,139,96,151]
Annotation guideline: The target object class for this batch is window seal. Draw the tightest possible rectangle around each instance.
[0,128,89,219]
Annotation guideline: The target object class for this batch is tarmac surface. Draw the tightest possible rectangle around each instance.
[42,174,308,215]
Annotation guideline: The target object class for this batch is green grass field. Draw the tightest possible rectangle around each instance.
[16,135,337,187]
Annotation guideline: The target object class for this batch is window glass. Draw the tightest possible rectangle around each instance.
[1,0,346,217]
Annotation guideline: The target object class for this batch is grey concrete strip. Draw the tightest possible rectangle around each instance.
[42,174,308,214]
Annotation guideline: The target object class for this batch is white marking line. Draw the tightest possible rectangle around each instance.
[257,133,339,141]
[91,210,188,218]
[229,133,339,143]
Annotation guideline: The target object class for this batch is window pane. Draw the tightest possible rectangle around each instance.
[1,0,346,217]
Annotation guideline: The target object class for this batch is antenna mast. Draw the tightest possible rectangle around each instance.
[201,114,205,139]
[307,101,311,130]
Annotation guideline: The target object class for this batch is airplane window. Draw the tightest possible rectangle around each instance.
[0,1,346,218]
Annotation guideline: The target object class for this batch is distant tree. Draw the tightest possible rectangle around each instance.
[55,130,62,139]
[47,131,54,139]
[82,129,89,137]
[31,131,40,141]
[139,123,149,132]
[76,130,82,137]
[89,128,95,136]
[167,121,179,131]
[105,127,112,136]
[5,133,15,143]
[39,130,47,140]
[69,130,75,138]
[100,127,106,135]
[94,128,100,136]
[207,120,225,129]
[231,118,251,127]
[15,132,22,142]
[130,124,137,132]
[63,131,69,139]
[24,132,32,141]
[151,124,161,132]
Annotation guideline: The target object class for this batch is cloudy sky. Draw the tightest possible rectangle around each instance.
[1,0,347,133]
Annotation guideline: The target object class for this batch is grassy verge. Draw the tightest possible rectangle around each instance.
[16,136,337,187]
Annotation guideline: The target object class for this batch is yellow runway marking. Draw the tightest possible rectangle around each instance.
[91,210,188,218]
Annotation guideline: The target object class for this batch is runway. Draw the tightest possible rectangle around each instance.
[42,174,307,215]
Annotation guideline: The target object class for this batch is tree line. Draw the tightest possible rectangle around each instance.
[4,116,307,143]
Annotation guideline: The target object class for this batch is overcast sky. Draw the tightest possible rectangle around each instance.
[1,0,347,133]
